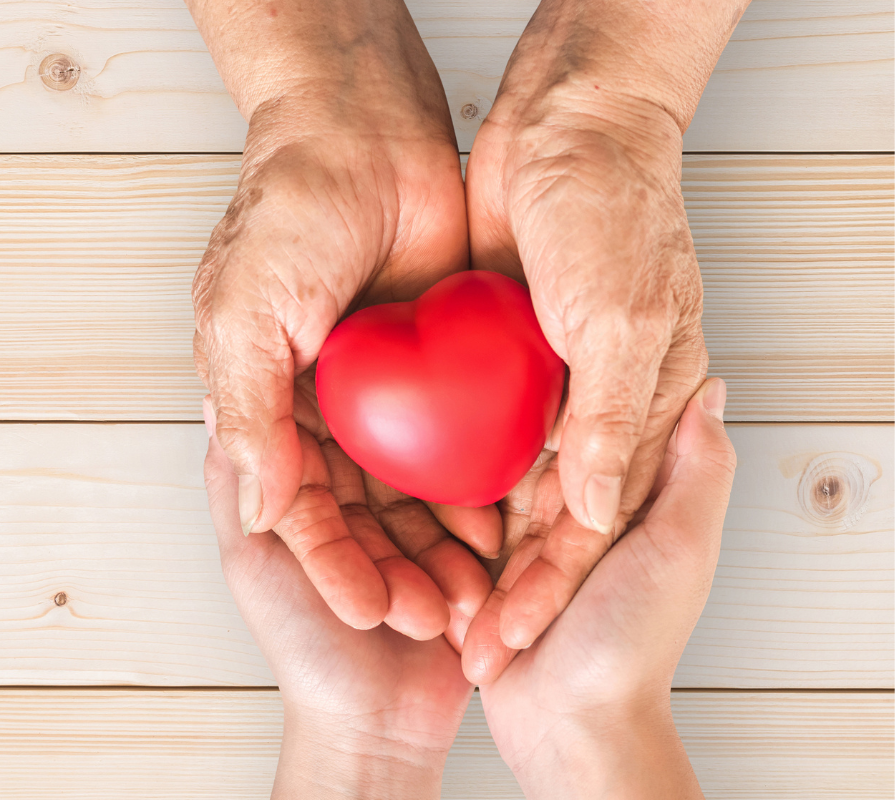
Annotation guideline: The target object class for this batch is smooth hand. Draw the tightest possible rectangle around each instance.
[202,403,474,800]
[187,0,500,640]
[463,0,748,678]
[479,380,735,800]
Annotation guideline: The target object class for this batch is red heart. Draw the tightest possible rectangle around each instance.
[316,271,565,506]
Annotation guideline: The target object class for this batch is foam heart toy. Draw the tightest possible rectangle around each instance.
[316,271,565,506]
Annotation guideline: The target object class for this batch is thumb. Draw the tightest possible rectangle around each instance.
[199,301,305,537]
[548,378,735,668]
[202,395,260,565]
[647,377,737,537]
[558,312,670,534]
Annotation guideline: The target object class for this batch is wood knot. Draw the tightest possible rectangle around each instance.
[39,54,80,91]
[814,475,841,511]
[460,103,478,120]
[797,452,878,531]
[54,592,68,606]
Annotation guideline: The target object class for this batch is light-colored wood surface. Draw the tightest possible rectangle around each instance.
[1,153,891,422]
[0,1,891,153]
[1,422,890,688]
[0,689,891,799]
[1,1,892,792]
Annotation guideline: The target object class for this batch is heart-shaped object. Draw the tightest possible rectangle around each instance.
[316,271,565,506]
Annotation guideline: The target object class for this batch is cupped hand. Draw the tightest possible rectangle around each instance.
[478,379,735,797]
[202,402,476,798]
[463,85,709,675]
[192,37,501,636]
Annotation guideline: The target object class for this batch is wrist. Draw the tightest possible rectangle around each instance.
[187,0,451,127]
[272,709,446,800]
[492,0,749,134]
[483,80,683,177]
[509,695,702,800]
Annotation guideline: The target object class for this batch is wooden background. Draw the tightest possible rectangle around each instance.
[0,0,893,796]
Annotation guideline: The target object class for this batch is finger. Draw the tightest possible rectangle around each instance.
[645,377,735,544]
[497,370,718,653]
[272,425,389,630]
[498,506,615,650]
[365,473,493,649]
[557,308,672,536]
[461,528,546,684]
[321,439,449,641]
[554,378,734,650]
[425,502,503,559]
[612,330,709,523]
[626,422,680,530]
[203,396,255,563]
[194,258,305,540]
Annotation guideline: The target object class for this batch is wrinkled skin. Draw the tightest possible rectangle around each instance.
[462,87,709,681]
[192,75,502,639]
[187,0,740,691]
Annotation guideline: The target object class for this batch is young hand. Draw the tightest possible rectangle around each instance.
[477,379,735,799]
[202,401,476,800]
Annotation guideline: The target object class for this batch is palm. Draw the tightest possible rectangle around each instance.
[219,514,472,752]
[477,516,666,773]
[462,406,620,680]
[198,128,506,641]
[289,368,497,649]
[480,391,734,778]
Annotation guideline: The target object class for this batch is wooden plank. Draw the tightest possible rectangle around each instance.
[0,154,891,421]
[0,423,890,688]
[0,689,891,798]
[0,1,890,153]
[686,155,894,421]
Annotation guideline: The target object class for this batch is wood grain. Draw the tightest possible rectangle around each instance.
[0,689,891,798]
[0,1,891,153]
[0,422,890,688]
[0,154,891,422]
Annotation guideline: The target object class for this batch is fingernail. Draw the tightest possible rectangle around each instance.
[201,396,215,437]
[701,378,727,421]
[584,474,622,535]
[238,474,262,536]
[477,550,501,560]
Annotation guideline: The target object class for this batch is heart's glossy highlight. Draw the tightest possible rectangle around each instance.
[316,271,565,506]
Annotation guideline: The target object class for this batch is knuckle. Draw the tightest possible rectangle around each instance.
[696,438,738,480]
[212,412,257,467]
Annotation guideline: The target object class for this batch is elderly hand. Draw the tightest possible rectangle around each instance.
[463,89,706,676]
[461,0,748,678]
[477,379,735,799]
[187,0,500,637]
[202,400,475,800]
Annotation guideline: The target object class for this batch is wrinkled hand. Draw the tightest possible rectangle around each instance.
[192,48,501,636]
[463,87,708,677]
[478,380,735,798]
[202,404,475,799]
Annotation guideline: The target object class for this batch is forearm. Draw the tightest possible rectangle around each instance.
[184,0,446,124]
[496,0,750,133]
[272,713,445,800]
[513,702,702,800]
